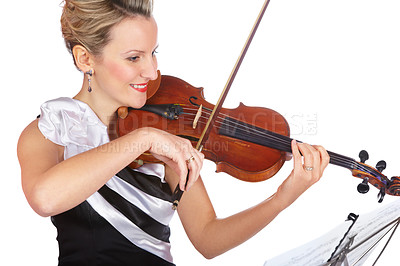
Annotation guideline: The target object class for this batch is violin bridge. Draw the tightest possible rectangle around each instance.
[193,104,202,129]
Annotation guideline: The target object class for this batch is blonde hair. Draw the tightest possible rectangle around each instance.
[60,0,153,64]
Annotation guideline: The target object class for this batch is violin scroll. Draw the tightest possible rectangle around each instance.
[389,176,400,196]
[352,150,400,202]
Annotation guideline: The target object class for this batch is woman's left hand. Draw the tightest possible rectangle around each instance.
[275,140,330,210]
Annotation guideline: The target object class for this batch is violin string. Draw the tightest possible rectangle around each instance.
[181,107,358,167]
[182,106,291,144]
[183,106,319,155]
[179,106,383,178]
[196,111,386,183]
[187,118,384,183]
[181,107,350,163]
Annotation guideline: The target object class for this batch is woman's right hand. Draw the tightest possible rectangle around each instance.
[136,127,204,191]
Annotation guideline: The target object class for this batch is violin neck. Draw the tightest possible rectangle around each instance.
[219,117,357,171]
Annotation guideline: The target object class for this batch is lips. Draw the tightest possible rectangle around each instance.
[130,83,148,93]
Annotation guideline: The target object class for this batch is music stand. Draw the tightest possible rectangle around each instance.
[325,217,399,266]
[264,199,400,266]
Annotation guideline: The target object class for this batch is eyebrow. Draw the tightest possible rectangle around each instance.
[123,45,159,55]
[124,49,145,54]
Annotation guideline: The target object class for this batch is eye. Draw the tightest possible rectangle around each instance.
[128,56,139,62]
[152,49,158,57]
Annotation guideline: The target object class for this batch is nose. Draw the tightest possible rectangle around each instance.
[141,55,158,81]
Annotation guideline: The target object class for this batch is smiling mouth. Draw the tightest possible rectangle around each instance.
[130,83,148,92]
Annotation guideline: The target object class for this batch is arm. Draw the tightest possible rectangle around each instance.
[18,119,151,217]
[173,140,330,259]
[18,120,202,217]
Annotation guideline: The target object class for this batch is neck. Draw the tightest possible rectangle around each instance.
[74,79,119,128]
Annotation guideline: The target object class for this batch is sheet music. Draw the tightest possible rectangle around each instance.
[264,199,400,266]
[342,198,400,265]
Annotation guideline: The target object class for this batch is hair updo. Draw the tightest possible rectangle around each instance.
[60,0,153,65]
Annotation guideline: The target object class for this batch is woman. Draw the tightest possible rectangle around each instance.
[17,0,330,265]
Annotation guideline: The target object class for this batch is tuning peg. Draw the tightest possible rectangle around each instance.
[359,150,369,163]
[357,177,370,194]
[376,160,386,172]
[377,187,385,203]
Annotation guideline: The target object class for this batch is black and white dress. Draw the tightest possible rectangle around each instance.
[39,97,176,265]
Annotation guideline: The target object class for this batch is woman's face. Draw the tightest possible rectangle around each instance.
[92,16,158,109]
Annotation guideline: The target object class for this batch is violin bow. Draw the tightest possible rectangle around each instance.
[172,0,272,210]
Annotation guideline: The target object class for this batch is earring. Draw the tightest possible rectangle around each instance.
[86,69,93,92]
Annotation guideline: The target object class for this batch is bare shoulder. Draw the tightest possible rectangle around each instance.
[17,119,64,179]
[18,119,62,154]
[18,119,42,144]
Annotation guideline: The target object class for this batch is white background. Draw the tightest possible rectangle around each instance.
[2,0,400,265]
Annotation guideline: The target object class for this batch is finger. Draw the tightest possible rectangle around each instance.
[192,149,204,174]
[160,157,187,191]
[313,145,330,172]
[174,139,194,190]
[185,150,204,190]
[185,155,196,190]
[177,155,189,191]
[297,143,315,171]
[180,153,197,191]
[291,140,303,170]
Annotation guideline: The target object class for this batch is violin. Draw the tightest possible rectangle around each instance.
[117,74,400,203]
[117,0,400,204]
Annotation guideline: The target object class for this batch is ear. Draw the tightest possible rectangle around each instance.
[72,45,95,73]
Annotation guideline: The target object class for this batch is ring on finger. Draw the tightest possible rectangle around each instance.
[304,165,314,171]
[186,156,195,164]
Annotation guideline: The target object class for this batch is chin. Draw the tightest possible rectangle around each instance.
[128,95,147,109]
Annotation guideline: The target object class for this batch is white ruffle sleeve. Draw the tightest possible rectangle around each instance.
[38,97,109,159]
